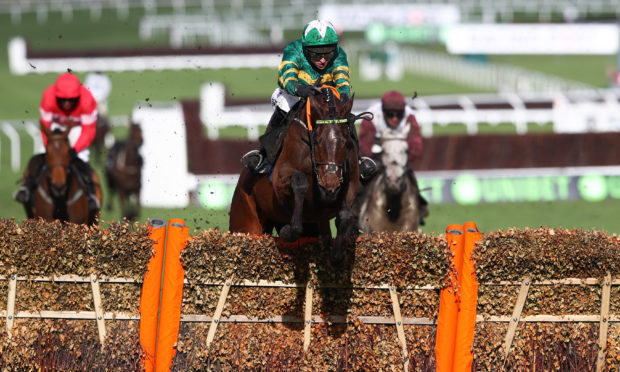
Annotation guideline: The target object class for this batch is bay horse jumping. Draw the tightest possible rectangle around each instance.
[104,122,143,220]
[229,86,360,262]
[355,138,421,233]
[25,122,103,225]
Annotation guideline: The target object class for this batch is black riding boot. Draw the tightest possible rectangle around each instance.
[241,108,286,174]
[72,159,100,211]
[13,154,45,204]
[347,115,377,182]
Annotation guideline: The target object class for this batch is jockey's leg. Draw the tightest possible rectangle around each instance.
[407,168,429,225]
[71,156,101,212]
[347,115,377,182]
[241,107,286,174]
[13,154,46,204]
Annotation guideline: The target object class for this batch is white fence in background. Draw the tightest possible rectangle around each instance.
[3,88,619,172]
[8,37,281,75]
[200,83,620,139]
[360,46,594,94]
[3,0,620,25]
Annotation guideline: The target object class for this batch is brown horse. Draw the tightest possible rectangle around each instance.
[229,86,360,262]
[104,122,143,220]
[25,122,103,225]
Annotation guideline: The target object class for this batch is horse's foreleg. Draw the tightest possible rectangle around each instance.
[317,220,332,249]
[135,190,141,219]
[333,209,358,263]
[333,172,361,262]
[119,191,129,220]
[279,172,308,242]
[229,174,263,235]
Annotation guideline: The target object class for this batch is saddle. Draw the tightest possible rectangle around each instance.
[260,101,305,166]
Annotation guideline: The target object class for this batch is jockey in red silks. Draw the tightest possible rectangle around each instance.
[14,72,101,211]
[240,19,376,180]
[358,90,429,224]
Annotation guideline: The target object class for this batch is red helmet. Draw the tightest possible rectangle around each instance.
[381,91,406,111]
[54,73,81,99]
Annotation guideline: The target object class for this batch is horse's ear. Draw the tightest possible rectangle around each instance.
[343,93,354,113]
[65,119,78,133]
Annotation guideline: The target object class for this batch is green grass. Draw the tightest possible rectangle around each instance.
[422,199,620,235]
[488,54,617,87]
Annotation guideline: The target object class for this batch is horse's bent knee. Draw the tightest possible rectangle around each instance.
[338,209,355,225]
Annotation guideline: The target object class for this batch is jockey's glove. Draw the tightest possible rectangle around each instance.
[295,84,321,98]
[68,148,78,161]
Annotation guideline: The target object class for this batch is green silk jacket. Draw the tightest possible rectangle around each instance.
[277,39,352,97]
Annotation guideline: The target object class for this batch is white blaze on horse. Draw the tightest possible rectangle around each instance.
[355,138,421,233]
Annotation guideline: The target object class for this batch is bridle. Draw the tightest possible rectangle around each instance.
[40,139,83,206]
[294,86,350,185]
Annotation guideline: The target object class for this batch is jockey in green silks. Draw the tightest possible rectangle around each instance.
[241,19,376,180]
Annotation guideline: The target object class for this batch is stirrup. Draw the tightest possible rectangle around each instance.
[359,156,377,180]
[241,150,268,174]
[13,186,31,204]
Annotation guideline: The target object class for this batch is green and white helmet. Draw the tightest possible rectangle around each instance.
[301,20,338,47]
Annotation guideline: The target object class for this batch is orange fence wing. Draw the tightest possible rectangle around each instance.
[155,218,189,372]
[453,221,482,372]
[139,218,167,372]
[435,224,465,372]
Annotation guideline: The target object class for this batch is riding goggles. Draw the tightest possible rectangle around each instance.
[383,109,404,119]
[304,45,337,62]
[56,97,80,107]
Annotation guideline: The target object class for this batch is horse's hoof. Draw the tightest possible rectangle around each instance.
[279,225,299,243]
[13,187,30,204]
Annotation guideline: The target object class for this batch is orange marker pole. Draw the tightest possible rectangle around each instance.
[155,218,189,372]
[435,224,465,372]
[453,221,482,372]
[139,218,167,372]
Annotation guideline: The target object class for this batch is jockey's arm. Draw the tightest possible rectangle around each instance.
[39,96,57,147]
[406,114,423,164]
[72,95,98,153]
[39,118,51,147]
[331,49,352,98]
[278,43,303,96]
[358,119,376,158]
[72,119,97,153]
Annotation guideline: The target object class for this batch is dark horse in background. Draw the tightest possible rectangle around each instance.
[92,113,111,163]
[229,86,360,262]
[24,122,103,225]
[355,138,421,233]
[105,122,143,220]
